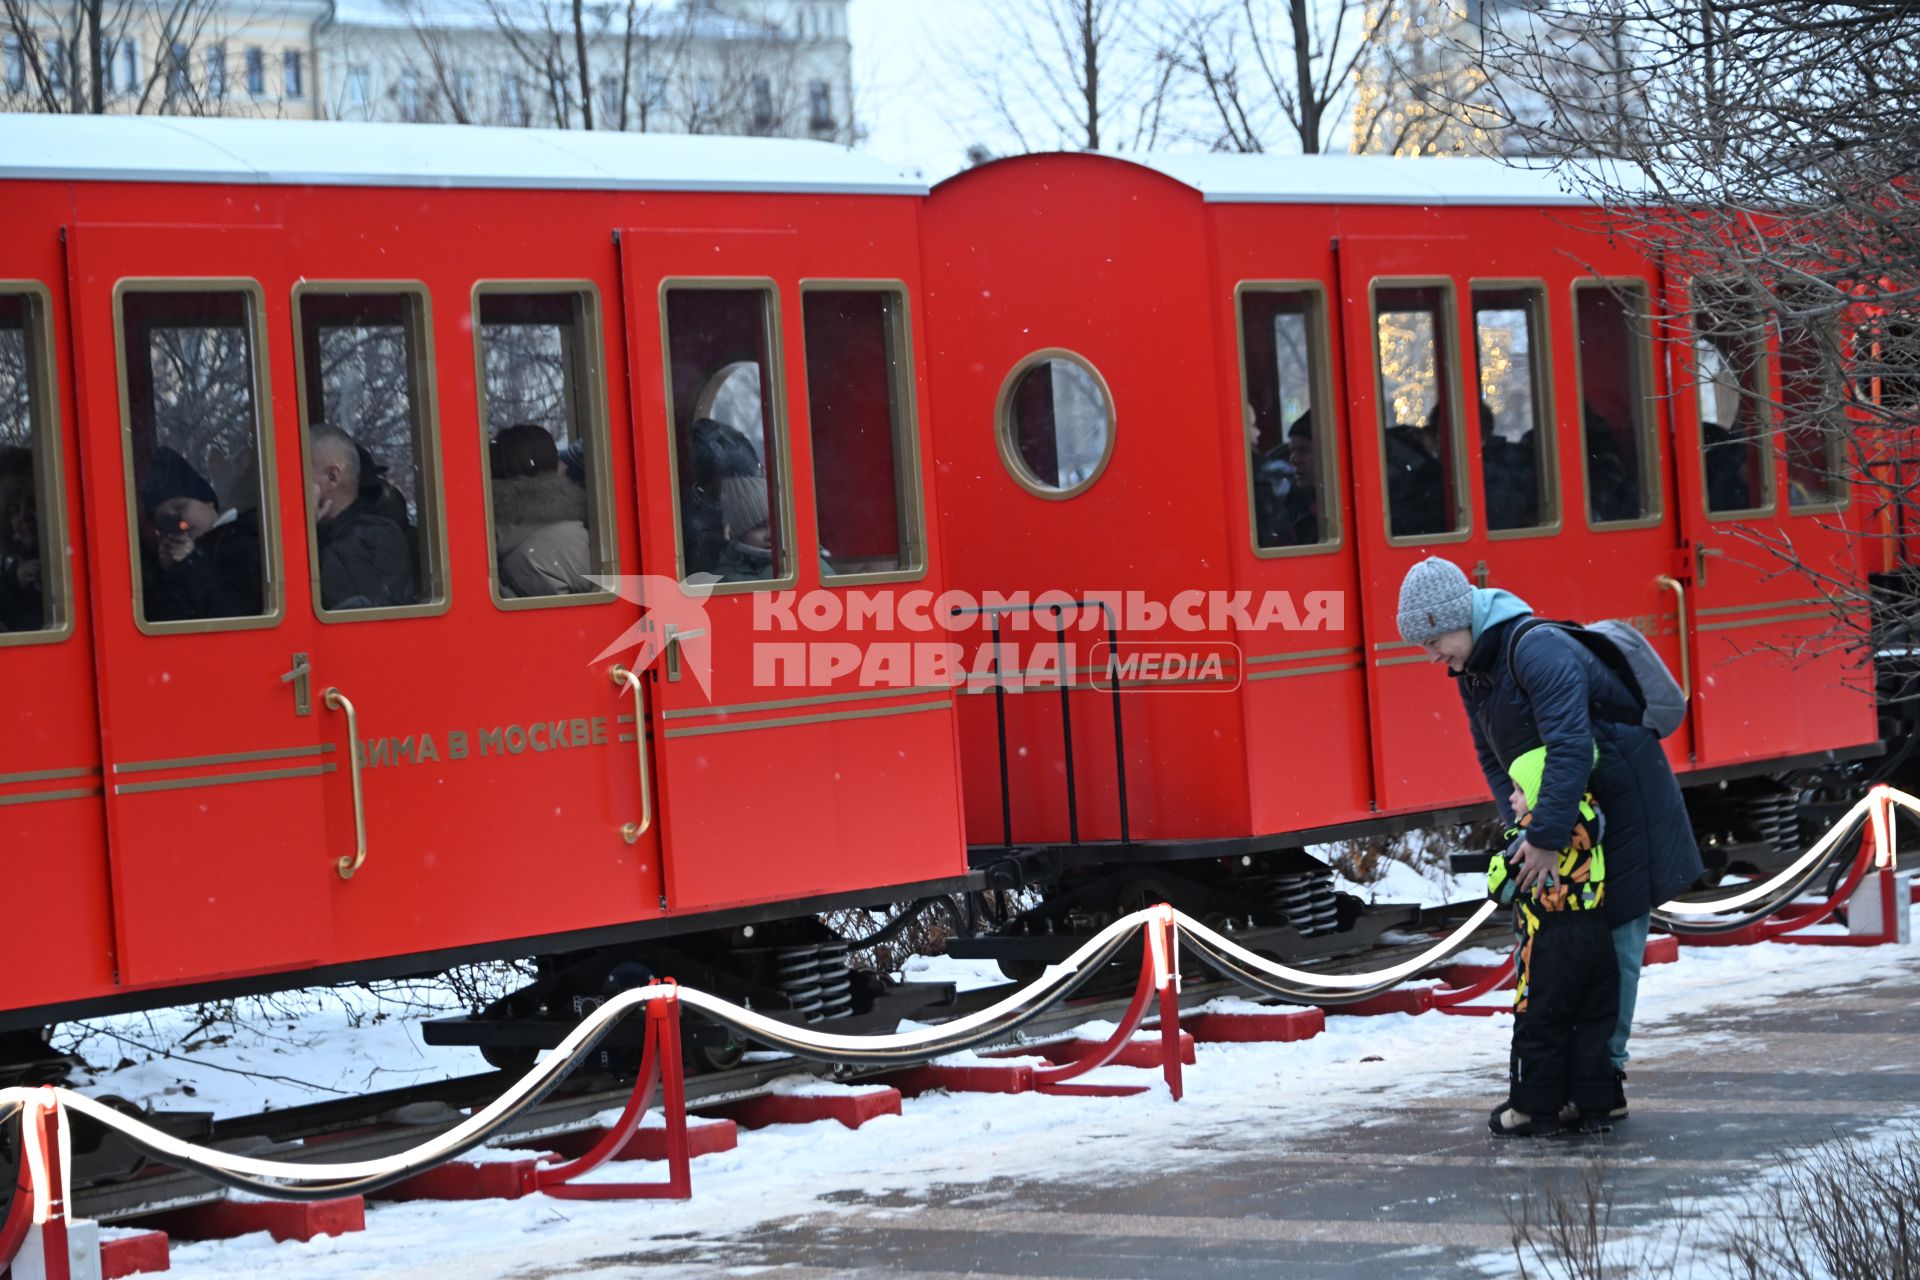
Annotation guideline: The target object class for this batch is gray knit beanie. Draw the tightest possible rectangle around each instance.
[1396,556,1473,645]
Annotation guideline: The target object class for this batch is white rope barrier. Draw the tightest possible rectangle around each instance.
[1179,900,1500,990]
[4,785,1910,1198]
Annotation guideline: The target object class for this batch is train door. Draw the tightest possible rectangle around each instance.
[1,248,118,1015]
[1337,236,1492,812]
[66,224,335,988]
[270,216,666,962]
[618,227,961,912]
[1667,272,1875,765]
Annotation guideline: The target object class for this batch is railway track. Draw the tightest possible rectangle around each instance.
[67,913,1507,1224]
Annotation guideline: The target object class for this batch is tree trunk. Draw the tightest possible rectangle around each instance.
[573,0,593,129]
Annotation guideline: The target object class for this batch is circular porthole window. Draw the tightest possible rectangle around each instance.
[997,351,1114,499]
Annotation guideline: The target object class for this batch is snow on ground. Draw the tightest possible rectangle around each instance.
[102,905,1920,1279]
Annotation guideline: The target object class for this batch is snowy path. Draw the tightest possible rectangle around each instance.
[151,910,1920,1278]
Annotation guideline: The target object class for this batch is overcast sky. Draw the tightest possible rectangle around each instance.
[847,0,1001,180]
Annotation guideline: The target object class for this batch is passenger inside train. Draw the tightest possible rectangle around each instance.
[1479,398,1540,532]
[489,422,595,596]
[682,416,766,580]
[0,445,43,632]
[307,424,417,611]
[139,446,265,622]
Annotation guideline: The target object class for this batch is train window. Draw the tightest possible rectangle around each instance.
[1864,311,1920,412]
[1238,286,1335,552]
[0,288,66,643]
[293,287,445,618]
[1777,286,1846,511]
[1472,285,1554,534]
[1572,282,1658,526]
[663,284,790,586]
[1373,283,1466,540]
[476,288,616,605]
[119,286,277,630]
[997,351,1113,499]
[1693,280,1775,517]
[800,285,924,580]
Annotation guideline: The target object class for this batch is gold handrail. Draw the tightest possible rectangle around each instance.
[323,687,367,879]
[1655,575,1691,701]
[609,664,654,844]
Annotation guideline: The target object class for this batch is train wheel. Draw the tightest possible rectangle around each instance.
[480,1043,539,1074]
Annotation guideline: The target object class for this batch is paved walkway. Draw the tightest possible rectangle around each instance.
[544,964,1920,1279]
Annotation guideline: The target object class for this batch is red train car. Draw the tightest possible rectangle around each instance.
[0,118,1891,1050]
[921,152,1879,928]
[0,117,968,1048]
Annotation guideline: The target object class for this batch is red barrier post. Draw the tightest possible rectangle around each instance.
[1152,907,1184,1101]
[532,985,693,1201]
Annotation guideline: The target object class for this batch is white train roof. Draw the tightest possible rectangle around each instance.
[0,115,928,195]
[1132,152,1637,206]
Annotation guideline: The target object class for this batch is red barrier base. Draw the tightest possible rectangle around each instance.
[100,1229,170,1278]
[883,1063,1037,1098]
[707,1086,902,1131]
[377,1158,543,1202]
[538,1117,738,1163]
[1677,923,1771,947]
[1644,934,1680,964]
[141,1196,365,1244]
[1188,1008,1325,1044]
[1040,1031,1195,1069]
[1433,963,1514,989]
[1323,987,1435,1017]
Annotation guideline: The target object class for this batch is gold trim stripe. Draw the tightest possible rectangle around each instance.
[0,766,99,785]
[1243,646,1360,666]
[663,684,954,721]
[664,698,952,740]
[0,786,103,808]
[114,744,335,776]
[1696,609,1832,634]
[1247,661,1363,682]
[1376,653,1435,667]
[115,763,337,796]
[1694,596,1828,617]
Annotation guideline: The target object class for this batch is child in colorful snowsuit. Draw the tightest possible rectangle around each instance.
[1486,745,1620,1137]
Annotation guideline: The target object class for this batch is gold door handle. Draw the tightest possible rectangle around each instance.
[1694,544,1722,586]
[1656,575,1691,702]
[662,625,705,683]
[323,687,367,879]
[609,664,654,844]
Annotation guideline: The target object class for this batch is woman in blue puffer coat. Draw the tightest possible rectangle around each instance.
[1397,556,1704,1120]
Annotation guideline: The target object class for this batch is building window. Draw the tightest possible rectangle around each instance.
[283,49,302,99]
[1239,287,1334,551]
[205,43,225,98]
[46,38,67,97]
[4,37,25,93]
[802,288,923,578]
[245,46,264,97]
[999,352,1114,499]
[1573,281,1658,526]
[454,69,475,115]
[165,42,190,100]
[398,70,423,121]
[751,75,773,129]
[599,73,621,121]
[1373,282,1466,539]
[808,80,833,131]
[1471,284,1553,533]
[503,74,526,124]
[117,38,139,94]
[345,64,368,109]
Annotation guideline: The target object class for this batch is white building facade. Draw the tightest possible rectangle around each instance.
[317,0,854,142]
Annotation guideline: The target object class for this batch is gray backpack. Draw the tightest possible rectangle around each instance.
[1506,617,1688,739]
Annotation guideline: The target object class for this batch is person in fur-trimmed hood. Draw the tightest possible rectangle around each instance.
[491,423,595,597]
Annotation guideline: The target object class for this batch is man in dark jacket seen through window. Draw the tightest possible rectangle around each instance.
[308,425,417,611]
